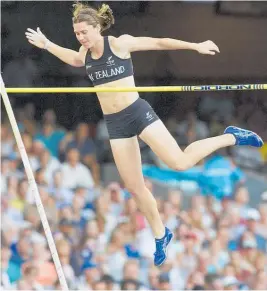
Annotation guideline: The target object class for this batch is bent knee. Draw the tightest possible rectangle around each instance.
[168,154,193,171]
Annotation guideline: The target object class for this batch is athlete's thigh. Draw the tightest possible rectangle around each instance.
[139,120,183,166]
[109,136,145,187]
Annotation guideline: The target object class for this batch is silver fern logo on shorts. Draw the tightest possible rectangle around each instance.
[146,111,154,121]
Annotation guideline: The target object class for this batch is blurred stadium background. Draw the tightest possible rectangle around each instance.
[1,1,267,290]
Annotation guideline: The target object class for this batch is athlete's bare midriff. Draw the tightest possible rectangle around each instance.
[95,75,139,115]
[80,36,140,115]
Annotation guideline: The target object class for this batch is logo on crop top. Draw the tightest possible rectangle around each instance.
[106,56,115,67]
[146,112,154,122]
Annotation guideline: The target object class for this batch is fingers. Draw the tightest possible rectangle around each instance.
[200,50,216,55]
[27,28,38,34]
[213,45,220,53]
[210,42,220,53]
[25,32,34,38]
[25,29,37,41]
[37,27,43,35]
[209,49,218,55]
[202,50,216,56]
[25,27,44,41]
[206,40,220,53]
[25,33,35,42]
[25,32,34,37]
[26,27,44,36]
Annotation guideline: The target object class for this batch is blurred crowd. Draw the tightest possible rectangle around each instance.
[1,102,267,290]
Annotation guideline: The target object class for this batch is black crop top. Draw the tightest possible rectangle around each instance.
[85,36,134,86]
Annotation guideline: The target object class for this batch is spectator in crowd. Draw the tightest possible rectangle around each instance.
[120,278,141,290]
[157,272,172,290]
[205,274,224,290]
[48,170,74,206]
[21,132,40,171]
[55,239,76,287]
[238,209,267,253]
[64,122,100,185]
[77,261,101,290]
[92,279,108,290]
[9,178,29,216]
[256,204,267,239]
[176,111,209,144]
[251,270,267,290]
[222,275,240,290]
[95,118,112,162]
[23,204,41,230]
[39,148,61,185]
[61,148,94,190]
[19,103,38,135]
[15,263,43,290]
[27,235,57,289]
[35,123,65,158]
[185,270,205,290]
[231,186,250,218]
[100,274,118,290]
[1,123,15,158]
[42,109,60,129]
[38,186,58,228]
[122,259,145,288]
[1,247,12,289]
[209,114,226,137]
[31,140,46,169]
[108,182,125,217]
[1,158,11,194]
[35,168,49,186]
[8,237,32,283]
[147,266,160,290]
[168,189,182,214]
[106,229,128,282]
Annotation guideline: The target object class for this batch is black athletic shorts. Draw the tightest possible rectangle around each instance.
[104,98,159,139]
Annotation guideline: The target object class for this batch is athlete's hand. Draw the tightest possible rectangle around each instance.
[196,40,220,55]
[25,27,49,49]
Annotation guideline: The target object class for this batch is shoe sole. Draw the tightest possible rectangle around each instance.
[155,233,173,267]
[224,126,264,147]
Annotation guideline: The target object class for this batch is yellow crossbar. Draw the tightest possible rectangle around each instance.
[5,84,267,93]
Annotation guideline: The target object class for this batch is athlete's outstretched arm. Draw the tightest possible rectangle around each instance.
[25,27,84,67]
[115,34,220,55]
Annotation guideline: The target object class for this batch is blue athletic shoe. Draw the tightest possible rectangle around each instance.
[224,126,263,147]
[154,227,173,266]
